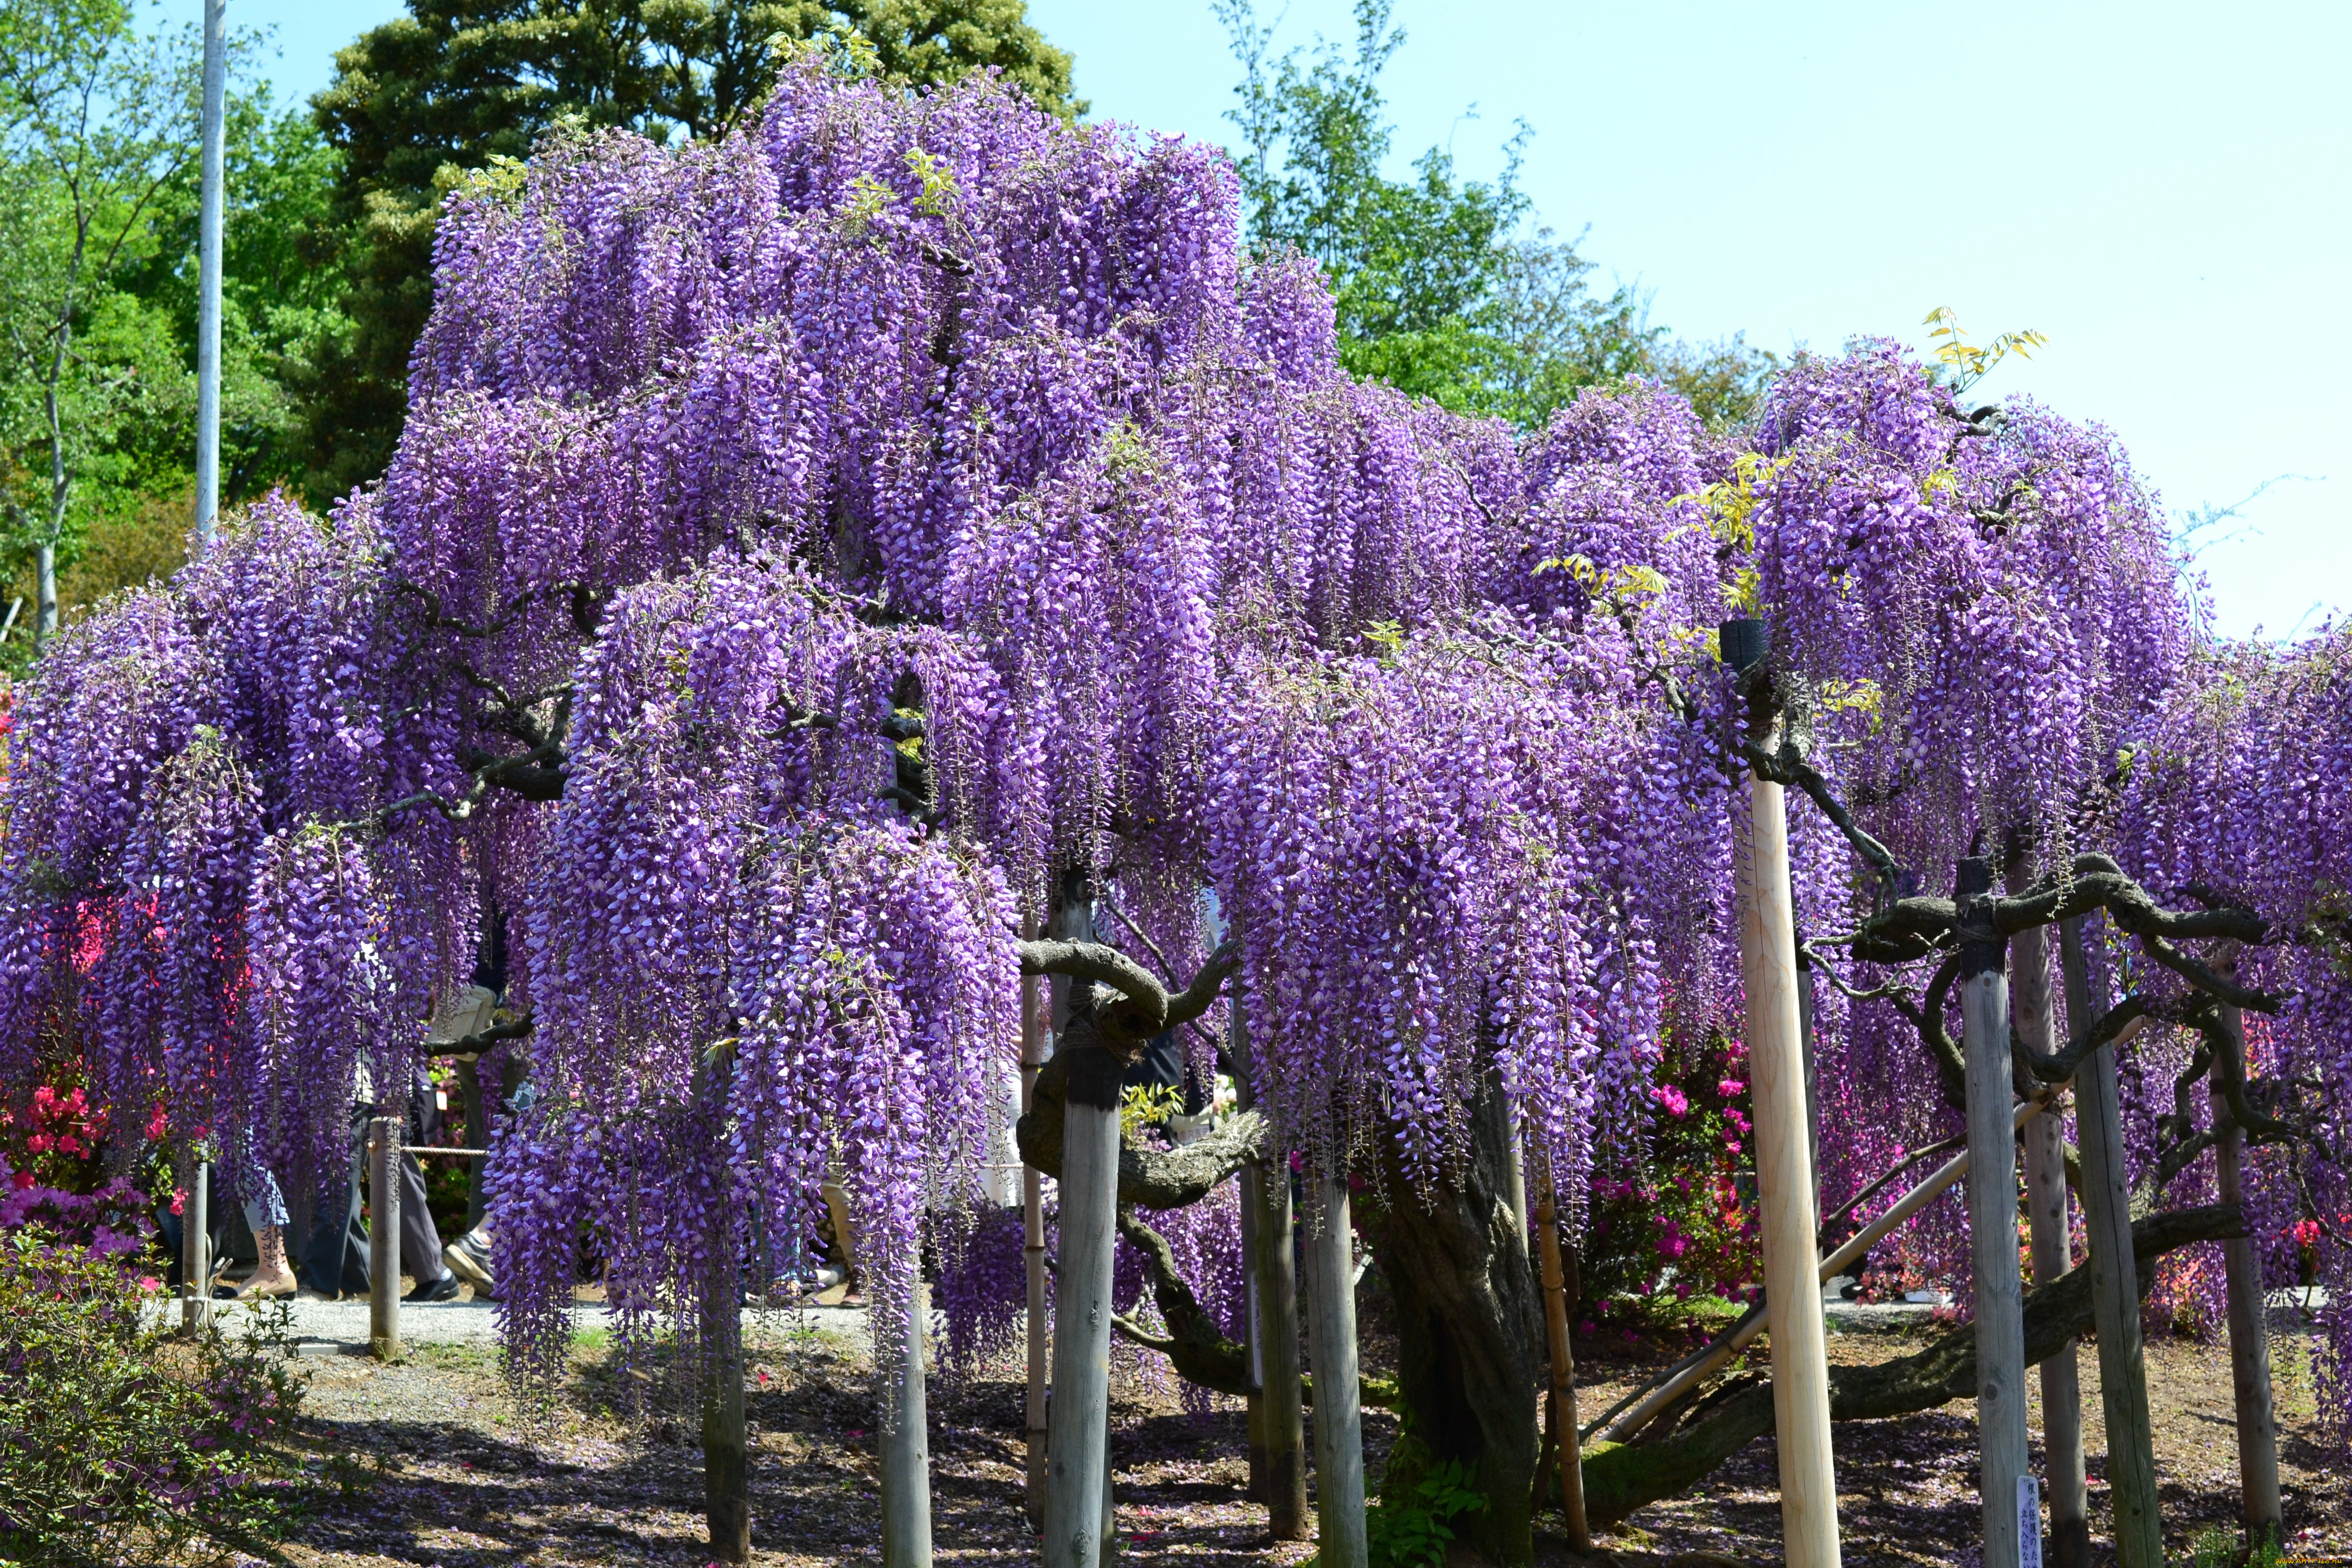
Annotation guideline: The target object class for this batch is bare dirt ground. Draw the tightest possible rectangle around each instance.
[258,1313,2348,1567]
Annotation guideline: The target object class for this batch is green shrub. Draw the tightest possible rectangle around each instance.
[2186,1523,2285,1567]
[0,1229,305,1566]
[1362,1427,1489,1568]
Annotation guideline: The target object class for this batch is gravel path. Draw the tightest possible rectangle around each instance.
[232,1306,2350,1566]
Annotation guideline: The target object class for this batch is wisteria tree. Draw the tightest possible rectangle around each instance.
[2,43,2346,1568]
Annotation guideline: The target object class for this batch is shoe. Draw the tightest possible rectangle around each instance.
[443,1229,494,1291]
[405,1274,461,1304]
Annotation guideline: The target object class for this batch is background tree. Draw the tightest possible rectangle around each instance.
[297,0,1080,503]
[1217,0,1771,429]
[0,2,342,661]
[0,0,209,647]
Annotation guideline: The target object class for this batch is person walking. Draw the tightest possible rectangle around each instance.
[292,1057,457,1301]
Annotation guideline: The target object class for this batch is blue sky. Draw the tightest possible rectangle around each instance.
[170,0,2347,641]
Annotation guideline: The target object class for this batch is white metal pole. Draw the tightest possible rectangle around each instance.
[193,0,227,554]
[367,1113,401,1359]
[1957,856,2034,1568]
[1042,1046,1121,1568]
[1020,920,1049,1527]
[181,1146,212,1335]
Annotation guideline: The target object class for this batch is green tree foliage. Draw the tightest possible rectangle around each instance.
[299,0,1081,503]
[0,0,206,644]
[0,1,342,658]
[1218,0,1771,430]
[121,100,351,504]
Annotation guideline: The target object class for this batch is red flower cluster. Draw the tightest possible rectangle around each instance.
[4,1082,108,1175]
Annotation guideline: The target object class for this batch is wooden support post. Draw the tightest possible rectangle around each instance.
[1239,1154,1266,1502]
[1957,855,2035,1568]
[181,1147,212,1336]
[2058,917,2163,1568]
[1726,617,1841,1568]
[2212,946,2283,1546]
[1232,975,1307,1538]
[1020,919,1050,1528]
[1303,1176,1366,1568]
[367,1114,401,1359]
[693,1039,750,1563]
[1535,1185,1591,1550]
[1043,1043,1122,1568]
[882,1277,934,1568]
[701,1239,750,1562]
[2014,921,2088,1568]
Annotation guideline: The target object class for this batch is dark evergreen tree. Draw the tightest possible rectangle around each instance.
[297,0,1077,502]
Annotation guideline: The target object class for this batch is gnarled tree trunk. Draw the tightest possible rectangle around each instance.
[1364,1081,1547,1565]
[1579,1202,2241,1529]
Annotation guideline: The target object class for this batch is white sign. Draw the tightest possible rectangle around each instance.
[2018,1474,2043,1568]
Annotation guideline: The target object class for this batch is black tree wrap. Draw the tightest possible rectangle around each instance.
[1953,854,2003,980]
[1579,1203,2244,1527]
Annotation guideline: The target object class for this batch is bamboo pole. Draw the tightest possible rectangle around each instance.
[1043,1041,1122,1568]
[1303,1175,1366,1568]
[1535,1185,1590,1550]
[367,1114,401,1359]
[1957,855,2036,1568]
[1726,618,1841,1568]
[2211,945,2283,1546]
[2014,920,2088,1568]
[2058,917,2163,1568]
[1020,916,1050,1528]
[881,1278,933,1567]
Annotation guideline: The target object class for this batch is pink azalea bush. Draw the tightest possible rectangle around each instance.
[0,1228,307,1564]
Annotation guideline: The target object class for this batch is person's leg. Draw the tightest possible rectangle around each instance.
[301,1106,372,1296]
[238,1169,297,1297]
